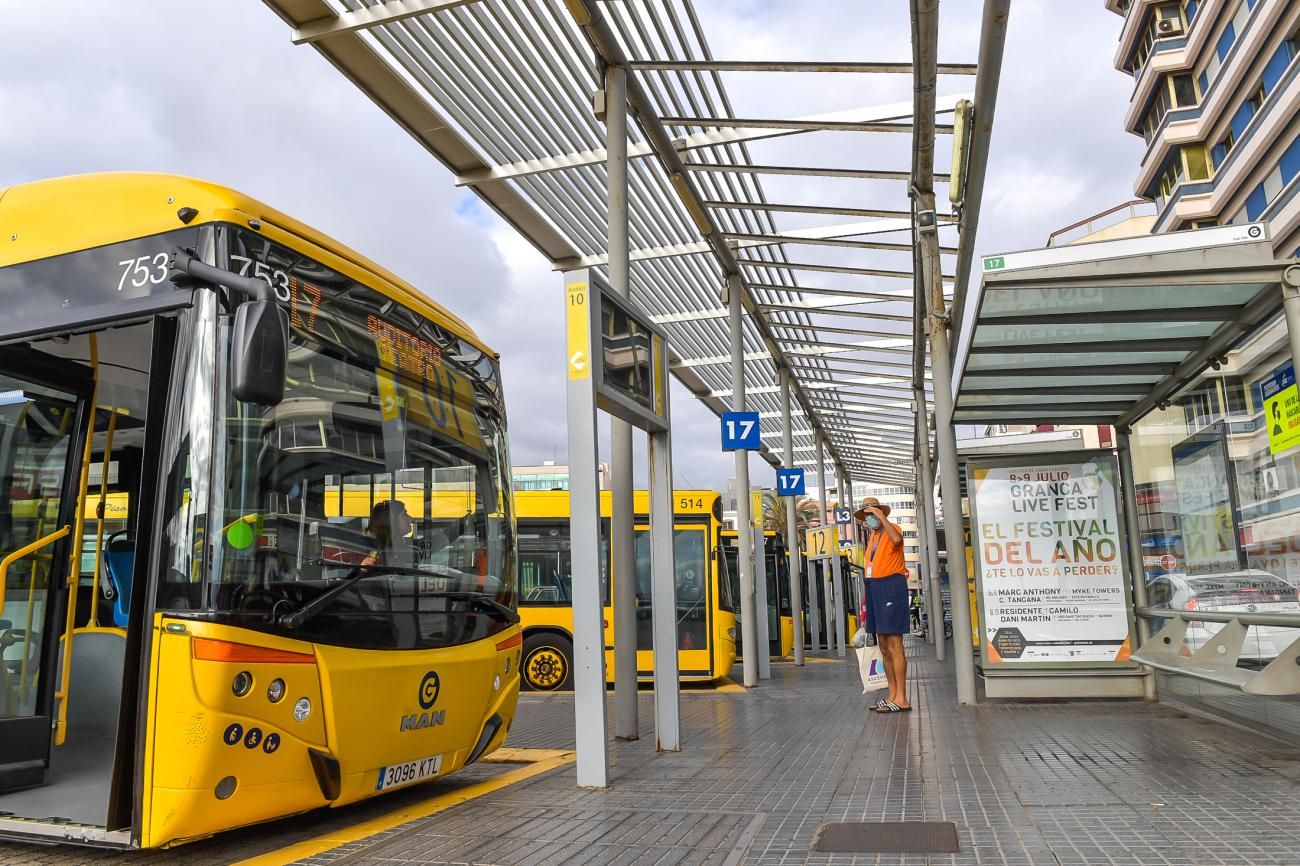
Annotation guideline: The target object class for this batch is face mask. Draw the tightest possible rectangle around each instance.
[865,516,881,530]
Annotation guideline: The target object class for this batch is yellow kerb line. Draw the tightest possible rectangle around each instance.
[230,750,575,866]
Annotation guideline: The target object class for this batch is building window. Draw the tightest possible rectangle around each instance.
[1171,74,1197,107]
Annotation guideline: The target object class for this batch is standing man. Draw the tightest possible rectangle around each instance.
[856,496,911,713]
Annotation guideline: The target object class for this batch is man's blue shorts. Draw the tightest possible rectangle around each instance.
[864,573,910,636]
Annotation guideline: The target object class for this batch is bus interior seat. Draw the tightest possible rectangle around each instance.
[102,531,134,628]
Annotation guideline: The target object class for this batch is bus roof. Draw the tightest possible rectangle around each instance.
[0,172,489,353]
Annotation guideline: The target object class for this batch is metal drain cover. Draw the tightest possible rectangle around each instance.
[813,821,960,853]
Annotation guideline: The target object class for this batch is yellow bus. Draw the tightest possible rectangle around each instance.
[0,173,520,849]
[720,529,794,659]
[513,490,736,690]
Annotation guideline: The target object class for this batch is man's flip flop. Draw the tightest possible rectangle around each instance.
[877,701,912,713]
[871,699,888,711]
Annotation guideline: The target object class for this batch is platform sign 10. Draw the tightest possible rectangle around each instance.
[776,468,805,496]
[720,411,761,451]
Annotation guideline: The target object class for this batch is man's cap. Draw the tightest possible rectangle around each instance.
[854,496,891,520]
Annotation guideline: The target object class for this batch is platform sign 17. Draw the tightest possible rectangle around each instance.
[720,411,761,451]
[776,468,805,496]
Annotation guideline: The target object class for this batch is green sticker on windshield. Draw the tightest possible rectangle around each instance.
[227,520,255,550]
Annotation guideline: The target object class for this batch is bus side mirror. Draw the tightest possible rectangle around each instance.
[231,300,289,407]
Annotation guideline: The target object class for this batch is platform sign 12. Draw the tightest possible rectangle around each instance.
[720,411,761,451]
[776,468,805,496]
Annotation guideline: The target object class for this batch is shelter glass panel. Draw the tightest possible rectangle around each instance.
[1130,312,1300,701]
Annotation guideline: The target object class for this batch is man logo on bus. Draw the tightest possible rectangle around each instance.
[401,671,447,732]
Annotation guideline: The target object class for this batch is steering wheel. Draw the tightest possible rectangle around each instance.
[231,584,283,613]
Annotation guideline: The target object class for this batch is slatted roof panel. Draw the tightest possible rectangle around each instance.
[262,0,981,486]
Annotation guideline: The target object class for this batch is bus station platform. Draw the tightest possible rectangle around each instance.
[5,642,1300,866]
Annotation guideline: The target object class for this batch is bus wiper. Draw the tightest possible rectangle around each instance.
[277,564,416,630]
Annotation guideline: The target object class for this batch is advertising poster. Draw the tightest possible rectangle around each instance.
[1172,424,1243,575]
[1261,363,1300,455]
[969,453,1134,667]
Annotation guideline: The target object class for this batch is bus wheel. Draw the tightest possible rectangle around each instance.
[522,634,572,691]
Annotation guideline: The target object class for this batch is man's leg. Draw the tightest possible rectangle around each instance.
[880,633,908,707]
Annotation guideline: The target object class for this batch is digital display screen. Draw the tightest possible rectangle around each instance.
[600,296,653,410]
[0,228,203,323]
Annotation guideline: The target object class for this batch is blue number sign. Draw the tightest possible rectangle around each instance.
[776,468,805,496]
[834,508,853,525]
[720,411,761,451]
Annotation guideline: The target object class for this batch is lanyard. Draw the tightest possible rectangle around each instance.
[867,530,881,563]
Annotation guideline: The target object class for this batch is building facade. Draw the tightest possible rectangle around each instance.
[1108,0,1300,254]
[511,461,610,491]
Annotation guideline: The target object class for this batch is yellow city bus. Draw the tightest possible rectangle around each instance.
[0,173,520,849]
[720,529,794,659]
[513,490,736,690]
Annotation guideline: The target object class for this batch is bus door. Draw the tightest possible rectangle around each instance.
[0,351,92,792]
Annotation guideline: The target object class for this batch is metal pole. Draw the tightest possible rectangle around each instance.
[816,433,834,654]
[648,428,682,747]
[780,368,805,666]
[1116,428,1157,702]
[729,273,759,688]
[604,64,638,742]
[916,400,945,661]
[928,313,976,704]
[912,459,934,646]
[831,548,847,658]
[753,498,772,679]
[564,272,609,787]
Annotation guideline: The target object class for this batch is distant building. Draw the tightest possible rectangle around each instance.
[1105,0,1300,254]
[511,460,609,491]
[848,481,923,590]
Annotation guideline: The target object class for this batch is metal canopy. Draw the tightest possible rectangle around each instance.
[953,223,1292,429]
[263,0,986,486]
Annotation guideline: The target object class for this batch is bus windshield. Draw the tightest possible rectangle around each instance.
[157,226,516,650]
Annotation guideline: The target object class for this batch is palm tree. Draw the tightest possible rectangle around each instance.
[762,492,822,549]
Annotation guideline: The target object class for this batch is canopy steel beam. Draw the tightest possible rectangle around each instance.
[756,284,911,302]
[739,259,918,280]
[662,116,954,134]
[630,60,977,75]
[688,163,952,182]
[292,0,479,44]
[710,202,955,221]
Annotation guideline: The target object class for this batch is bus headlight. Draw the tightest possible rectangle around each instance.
[267,678,286,703]
[232,671,253,697]
[293,697,312,722]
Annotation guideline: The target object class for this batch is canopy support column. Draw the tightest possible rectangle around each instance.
[916,398,945,660]
[816,433,835,655]
[1116,428,1157,702]
[780,367,806,666]
[730,273,759,688]
[605,64,639,741]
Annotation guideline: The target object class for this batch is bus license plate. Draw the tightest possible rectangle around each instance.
[375,754,443,791]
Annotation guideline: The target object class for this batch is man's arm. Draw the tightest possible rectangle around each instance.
[881,515,903,546]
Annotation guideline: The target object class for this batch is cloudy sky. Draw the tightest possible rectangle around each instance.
[0,1,1145,495]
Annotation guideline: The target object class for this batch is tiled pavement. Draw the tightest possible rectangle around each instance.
[6,641,1300,864]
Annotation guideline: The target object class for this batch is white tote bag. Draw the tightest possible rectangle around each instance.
[856,645,888,693]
